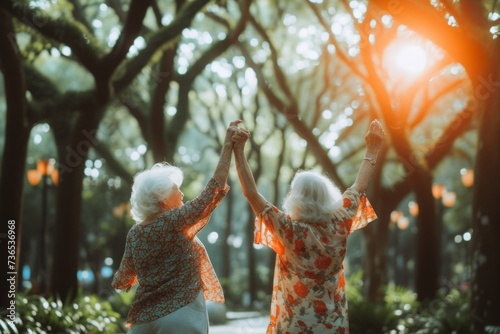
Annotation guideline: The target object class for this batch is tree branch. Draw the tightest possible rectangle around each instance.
[112,0,211,93]
[2,1,101,74]
[100,0,154,79]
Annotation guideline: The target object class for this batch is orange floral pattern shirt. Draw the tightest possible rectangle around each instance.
[255,188,377,334]
[112,178,228,327]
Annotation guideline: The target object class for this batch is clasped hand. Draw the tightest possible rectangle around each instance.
[226,120,250,150]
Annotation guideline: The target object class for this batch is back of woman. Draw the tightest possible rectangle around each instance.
[255,186,376,333]
[232,119,385,333]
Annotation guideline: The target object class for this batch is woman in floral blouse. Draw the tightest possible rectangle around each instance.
[112,121,243,333]
[232,119,385,333]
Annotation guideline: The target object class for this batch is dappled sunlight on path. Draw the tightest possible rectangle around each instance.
[210,314,269,334]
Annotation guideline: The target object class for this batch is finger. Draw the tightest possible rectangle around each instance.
[232,134,245,141]
[241,129,251,137]
[229,120,243,127]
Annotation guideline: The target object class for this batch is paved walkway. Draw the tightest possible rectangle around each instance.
[210,313,269,334]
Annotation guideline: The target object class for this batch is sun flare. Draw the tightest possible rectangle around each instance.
[395,44,428,75]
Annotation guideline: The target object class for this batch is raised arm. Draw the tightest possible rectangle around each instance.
[212,120,242,186]
[232,127,267,216]
[351,119,385,193]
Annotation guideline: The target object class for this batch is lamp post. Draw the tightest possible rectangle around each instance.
[432,183,456,282]
[112,203,130,272]
[407,201,418,286]
[460,168,473,283]
[390,210,403,284]
[27,159,59,293]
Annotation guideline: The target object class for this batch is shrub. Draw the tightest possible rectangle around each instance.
[0,294,124,333]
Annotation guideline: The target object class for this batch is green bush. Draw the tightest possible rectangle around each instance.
[346,271,471,333]
[108,288,136,320]
[0,294,125,334]
[346,271,399,333]
[401,288,471,334]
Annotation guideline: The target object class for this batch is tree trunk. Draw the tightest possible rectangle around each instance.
[0,9,30,308]
[51,111,101,302]
[471,45,500,332]
[362,205,390,301]
[411,170,439,302]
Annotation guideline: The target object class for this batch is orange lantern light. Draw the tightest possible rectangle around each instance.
[432,183,446,199]
[51,169,59,186]
[27,169,42,186]
[37,160,49,175]
[460,169,474,188]
[408,201,419,217]
[397,215,410,230]
[442,191,456,208]
[390,210,402,223]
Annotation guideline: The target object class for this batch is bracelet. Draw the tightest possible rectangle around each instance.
[219,161,231,167]
[363,157,376,166]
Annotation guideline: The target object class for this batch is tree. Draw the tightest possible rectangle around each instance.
[370,0,499,330]
[238,0,479,303]
[0,9,31,308]
[0,0,212,302]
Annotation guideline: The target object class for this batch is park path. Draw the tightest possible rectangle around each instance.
[210,312,268,334]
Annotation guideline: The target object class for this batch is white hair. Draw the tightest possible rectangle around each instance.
[282,169,342,223]
[130,163,183,223]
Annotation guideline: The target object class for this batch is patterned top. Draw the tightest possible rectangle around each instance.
[112,178,228,327]
[255,188,377,334]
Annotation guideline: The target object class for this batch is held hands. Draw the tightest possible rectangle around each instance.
[230,123,250,151]
[225,120,243,143]
[365,119,385,154]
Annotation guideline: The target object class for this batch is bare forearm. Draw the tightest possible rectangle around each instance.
[234,149,266,215]
[213,142,233,186]
[351,148,378,193]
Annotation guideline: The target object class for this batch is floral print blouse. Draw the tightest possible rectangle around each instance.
[255,188,377,334]
[112,178,228,328]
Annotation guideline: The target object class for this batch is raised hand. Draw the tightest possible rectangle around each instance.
[231,126,250,151]
[365,119,385,154]
[225,120,243,144]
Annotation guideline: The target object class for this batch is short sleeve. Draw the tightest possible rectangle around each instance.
[254,203,287,255]
[341,188,377,232]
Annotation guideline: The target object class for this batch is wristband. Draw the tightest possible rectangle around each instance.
[363,157,376,166]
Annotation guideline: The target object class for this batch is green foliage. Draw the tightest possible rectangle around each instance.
[0,317,18,334]
[384,283,419,317]
[346,272,471,333]
[108,289,136,320]
[345,271,397,333]
[402,288,471,334]
[0,294,124,334]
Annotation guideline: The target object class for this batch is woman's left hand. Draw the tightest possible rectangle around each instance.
[232,128,250,151]
[224,120,243,143]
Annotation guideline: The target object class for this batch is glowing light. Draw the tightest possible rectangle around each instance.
[395,44,427,74]
[460,168,474,187]
[207,232,219,244]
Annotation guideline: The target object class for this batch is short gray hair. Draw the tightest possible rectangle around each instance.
[130,163,183,223]
[282,169,342,223]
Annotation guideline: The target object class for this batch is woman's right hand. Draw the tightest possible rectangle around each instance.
[365,119,385,154]
[225,120,243,144]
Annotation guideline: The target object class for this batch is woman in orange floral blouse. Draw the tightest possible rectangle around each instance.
[232,119,385,333]
[112,121,243,333]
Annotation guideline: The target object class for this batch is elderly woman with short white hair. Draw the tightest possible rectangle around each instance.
[112,120,242,333]
[232,120,385,333]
